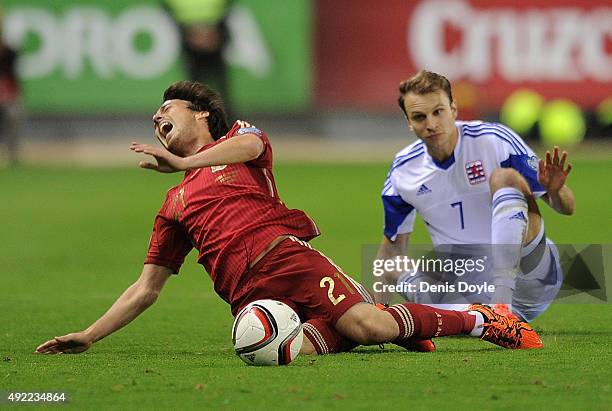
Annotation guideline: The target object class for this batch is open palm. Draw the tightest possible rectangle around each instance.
[538,146,572,193]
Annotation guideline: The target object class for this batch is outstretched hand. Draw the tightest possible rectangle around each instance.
[130,142,187,173]
[538,146,572,193]
[35,332,92,354]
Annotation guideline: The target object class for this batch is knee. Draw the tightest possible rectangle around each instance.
[490,168,529,194]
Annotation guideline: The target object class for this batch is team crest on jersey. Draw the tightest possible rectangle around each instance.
[465,160,486,185]
[527,155,539,170]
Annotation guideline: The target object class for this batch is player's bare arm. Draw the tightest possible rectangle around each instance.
[36,264,172,354]
[539,146,576,215]
[130,133,264,173]
[374,233,410,304]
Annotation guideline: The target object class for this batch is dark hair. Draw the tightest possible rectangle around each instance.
[163,81,230,140]
[398,70,453,116]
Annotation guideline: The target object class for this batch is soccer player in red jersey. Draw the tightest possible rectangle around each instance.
[36,81,543,356]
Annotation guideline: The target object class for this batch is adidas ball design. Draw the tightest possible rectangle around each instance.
[232,300,303,366]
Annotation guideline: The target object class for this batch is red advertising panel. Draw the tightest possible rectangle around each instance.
[315,0,612,113]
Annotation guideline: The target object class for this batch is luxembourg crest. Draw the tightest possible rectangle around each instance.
[465,160,486,185]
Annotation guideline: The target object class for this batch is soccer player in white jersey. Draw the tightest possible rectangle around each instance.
[376,70,575,322]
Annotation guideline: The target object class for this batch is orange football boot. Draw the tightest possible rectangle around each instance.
[491,304,519,320]
[468,304,543,349]
[400,339,436,352]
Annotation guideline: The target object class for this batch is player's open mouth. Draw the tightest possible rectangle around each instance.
[160,121,174,141]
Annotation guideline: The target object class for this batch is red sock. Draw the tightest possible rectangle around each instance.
[385,303,476,340]
[302,319,359,354]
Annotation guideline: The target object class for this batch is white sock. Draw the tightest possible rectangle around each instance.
[424,303,471,311]
[468,311,485,337]
[490,187,528,304]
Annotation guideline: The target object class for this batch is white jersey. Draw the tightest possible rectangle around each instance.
[382,121,545,244]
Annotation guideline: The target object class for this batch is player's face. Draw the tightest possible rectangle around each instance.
[402,90,458,157]
[152,99,211,156]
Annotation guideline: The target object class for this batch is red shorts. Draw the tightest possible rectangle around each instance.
[231,236,373,325]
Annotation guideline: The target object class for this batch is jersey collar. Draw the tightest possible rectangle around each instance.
[427,124,461,170]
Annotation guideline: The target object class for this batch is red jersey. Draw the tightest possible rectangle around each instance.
[145,121,320,303]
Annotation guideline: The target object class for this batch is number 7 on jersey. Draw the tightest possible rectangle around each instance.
[451,201,465,230]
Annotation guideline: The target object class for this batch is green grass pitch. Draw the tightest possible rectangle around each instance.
[1,161,611,410]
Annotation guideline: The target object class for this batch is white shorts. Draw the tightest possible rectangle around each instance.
[397,224,563,322]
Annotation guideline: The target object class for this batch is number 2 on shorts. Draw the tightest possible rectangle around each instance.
[320,276,346,305]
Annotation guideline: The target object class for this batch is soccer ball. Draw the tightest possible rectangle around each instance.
[232,300,303,366]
